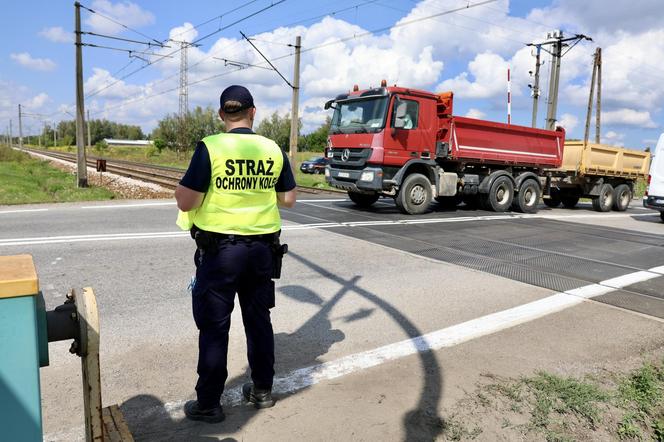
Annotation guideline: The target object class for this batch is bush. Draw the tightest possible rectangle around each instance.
[153,138,166,153]
[94,140,108,153]
[144,146,158,158]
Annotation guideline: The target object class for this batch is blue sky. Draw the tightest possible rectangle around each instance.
[2,0,662,149]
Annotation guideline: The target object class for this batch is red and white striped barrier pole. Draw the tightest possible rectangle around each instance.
[507,67,512,125]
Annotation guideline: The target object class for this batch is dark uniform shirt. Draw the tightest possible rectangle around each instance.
[180,127,296,193]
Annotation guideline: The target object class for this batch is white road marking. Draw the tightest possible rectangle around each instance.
[0,208,48,214]
[81,202,176,209]
[115,265,663,428]
[300,198,348,203]
[2,210,660,247]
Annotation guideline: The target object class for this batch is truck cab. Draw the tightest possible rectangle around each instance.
[325,83,445,213]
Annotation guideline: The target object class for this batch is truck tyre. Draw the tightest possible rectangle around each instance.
[435,194,462,209]
[612,184,631,211]
[660,211,664,223]
[395,173,432,215]
[561,195,580,208]
[348,191,379,208]
[513,180,541,213]
[462,194,480,209]
[484,175,514,212]
[591,183,614,212]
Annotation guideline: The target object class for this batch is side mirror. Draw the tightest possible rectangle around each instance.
[324,100,336,110]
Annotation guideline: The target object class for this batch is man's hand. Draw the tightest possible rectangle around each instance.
[277,189,296,208]
[175,185,205,211]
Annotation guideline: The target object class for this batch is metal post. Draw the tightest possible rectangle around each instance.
[595,48,602,144]
[545,36,562,131]
[288,35,301,172]
[507,67,511,125]
[18,104,23,148]
[583,48,598,145]
[531,45,542,128]
[75,1,88,187]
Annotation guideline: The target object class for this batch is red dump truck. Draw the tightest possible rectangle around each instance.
[324,82,565,214]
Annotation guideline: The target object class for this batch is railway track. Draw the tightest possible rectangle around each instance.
[20,147,338,194]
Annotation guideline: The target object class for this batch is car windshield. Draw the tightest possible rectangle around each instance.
[330,97,388,134]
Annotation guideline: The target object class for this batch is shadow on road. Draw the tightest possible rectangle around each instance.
[121,251,444,441]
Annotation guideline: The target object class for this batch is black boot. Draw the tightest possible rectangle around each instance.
[184,400,225,423]
[242,383,275,409]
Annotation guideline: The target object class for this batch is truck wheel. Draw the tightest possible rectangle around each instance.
[612,184,631,211]
[484,175,514,212]
[591,183,614,212]
[348,191,379,208]
[435,194,462,209]
[462,194,480,209]
[514,180,541,213]
[543,189,561,208]
[660,211,664,223]
[395,173,432,215]
[561,196,580,208]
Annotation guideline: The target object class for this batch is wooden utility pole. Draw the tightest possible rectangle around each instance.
[288,35,301,172]
[75,1,88,187]
[18,104,23,148]
[9,119,12,147]
[87,110,92,150]
[583,48,598,145]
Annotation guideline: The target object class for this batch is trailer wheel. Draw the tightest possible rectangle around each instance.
[348,191,379,208]
[514,180,541,213]
[612,184,631,211]
[591,183,614,212]
[395,173,432,214]
[484,175,514,212]
[561,196,580,208]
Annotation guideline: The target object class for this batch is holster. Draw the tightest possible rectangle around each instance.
[270,234,288,280]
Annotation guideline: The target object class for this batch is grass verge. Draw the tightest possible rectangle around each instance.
[0,145,115,205]
[442,357,664,441]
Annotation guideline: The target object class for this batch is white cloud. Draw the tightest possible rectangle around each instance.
[558,113,578,133]
[84,68,143,99]
[39,26,72,43]
[465,108,486,119]
[602,109,657,129]
[26,93,50,109]
[437,52,509,99]
[169,22,198,43]
[10,53,56,71]
[84,0,155,35]
[602,130,625,146]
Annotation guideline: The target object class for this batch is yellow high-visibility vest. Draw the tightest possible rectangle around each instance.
[176,132,284,235]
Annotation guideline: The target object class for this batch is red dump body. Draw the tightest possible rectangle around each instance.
[442,116,564,168]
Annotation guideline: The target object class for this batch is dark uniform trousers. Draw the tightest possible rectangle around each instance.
[192,237,275,409]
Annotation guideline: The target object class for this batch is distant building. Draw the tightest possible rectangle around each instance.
[103,138,153,147]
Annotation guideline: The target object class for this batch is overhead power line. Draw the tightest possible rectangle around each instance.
[83,0,285,100]
[78,1,163,46]
[80,31,170,48]
[92,0,499,116]
[81,43,174,59]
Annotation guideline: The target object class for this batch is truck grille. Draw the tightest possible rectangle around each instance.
[328,148,372,169]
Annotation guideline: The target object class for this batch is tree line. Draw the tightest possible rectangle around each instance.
[35,106,330,152]
[152,105,330,153]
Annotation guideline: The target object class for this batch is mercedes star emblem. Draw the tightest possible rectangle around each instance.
[341,148,351,162]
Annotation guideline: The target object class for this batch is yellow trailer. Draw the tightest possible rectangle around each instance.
[545,141,651,212]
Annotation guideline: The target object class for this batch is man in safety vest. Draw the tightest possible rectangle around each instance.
[175,85,296,423]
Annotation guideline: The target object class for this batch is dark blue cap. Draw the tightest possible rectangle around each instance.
[219,85,254,113]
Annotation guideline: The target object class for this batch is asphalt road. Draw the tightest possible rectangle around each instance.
[1,195,663,441]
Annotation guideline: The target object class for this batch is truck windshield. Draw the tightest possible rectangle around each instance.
[330,97,388,134]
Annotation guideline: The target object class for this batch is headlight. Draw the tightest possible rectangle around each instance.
[360,171,374,181]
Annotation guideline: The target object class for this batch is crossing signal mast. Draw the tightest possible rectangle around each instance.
[528,31,592,130]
